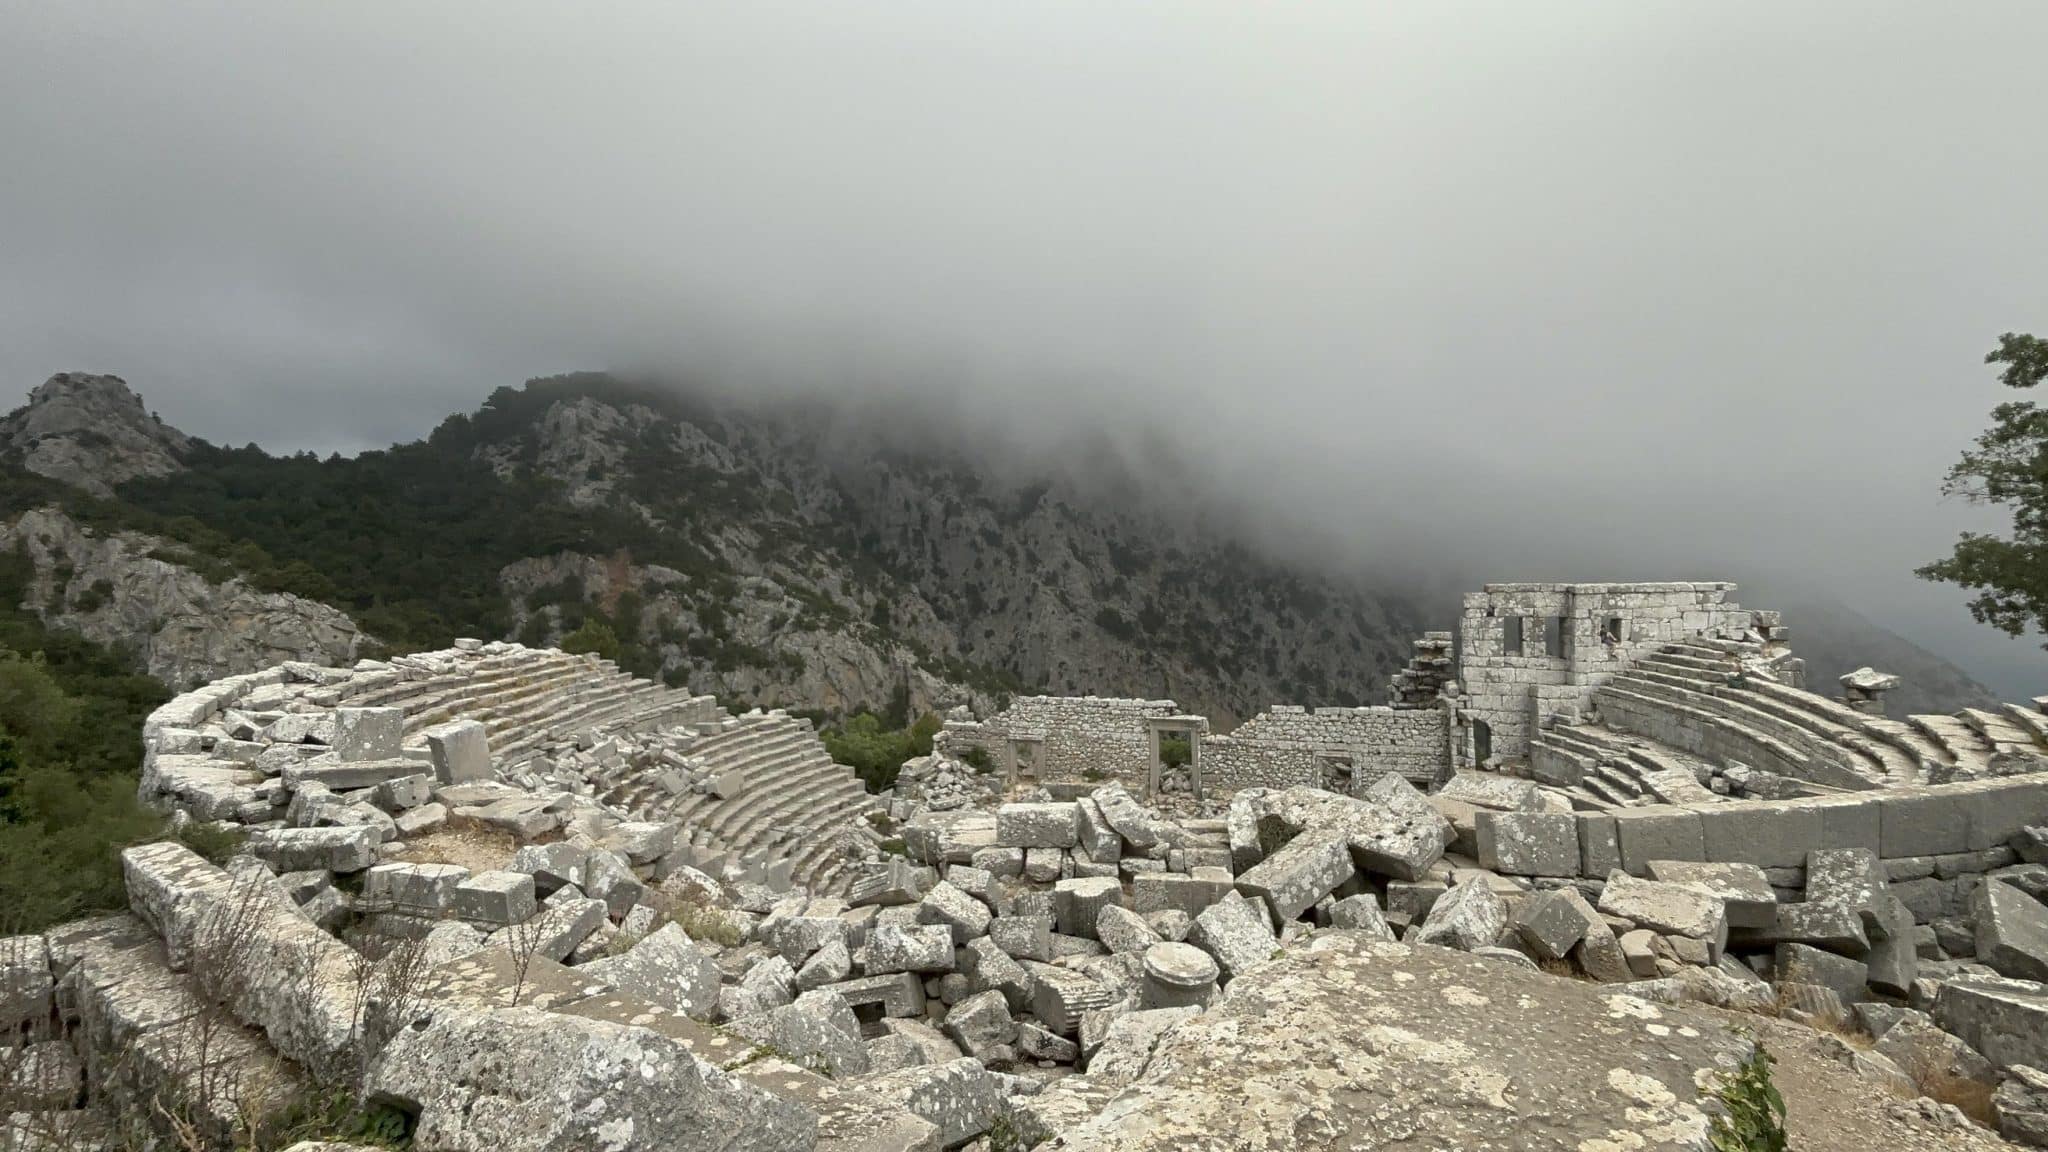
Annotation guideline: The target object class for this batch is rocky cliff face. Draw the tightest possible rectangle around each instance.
[0,507,365,688]
[0,373,191,497]
[478,376,1419,723]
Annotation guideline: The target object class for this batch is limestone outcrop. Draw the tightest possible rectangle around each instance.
[0,507,364,688]
[0,372,190,497]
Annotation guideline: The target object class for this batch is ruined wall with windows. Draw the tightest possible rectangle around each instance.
[1200,703,1452,794]
[1458,582,1764,766]
[936,695,1190,790]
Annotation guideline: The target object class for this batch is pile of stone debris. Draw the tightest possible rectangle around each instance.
[13,758,2048,1149]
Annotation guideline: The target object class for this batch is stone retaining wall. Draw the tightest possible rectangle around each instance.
[1201,705,1451,794]
[1472,773,2048,926]
[939,696,1189,791]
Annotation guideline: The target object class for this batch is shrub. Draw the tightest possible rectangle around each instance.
[1708,1044,1788,1152]
[822,709,940,794]
[560,617,621,661]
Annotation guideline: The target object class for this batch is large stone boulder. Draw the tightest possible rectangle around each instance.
[366,1006,815,1151]
[1041,932,1755,1151]
[578,923,720,1019]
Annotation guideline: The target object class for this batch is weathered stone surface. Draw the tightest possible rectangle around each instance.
[1235,829,1354,923]
[997,802,1080,848]
[1874,1014,1998,1099]
[942,988,1016,1060]
[578,923,720,1019]
[450,870,537,926]
[367,1005,814,1152]
[1096,904,1165,955]
[121,840,235,971]
[821,971,927,1021]
[1054,877,1125,940]
[1086,1006,1200,1086]
[728,989,870,1078]
[1325,895,1396,940]
[1412,877,1507,953]
[2,934,55,1031]
[192,878,363,1083]
[957,936,1033,1013]
[1597,872,1726,960]
[867,923,956,975]
[1475,811,1579,877]
[916,880,992,945]
[1028,964,1120,1035]
[1934,974,2048,1071]
[1976,876,2048,982]
[1094,783,1167,850]
[1995,1064,2048,1150]
[1141,941,1219,1010]
[332,707,403,762]
[1776,942,1868,1003]
[1509,888,1598,961]
[1245,785,1449,882]
[360,862,467,915]
[1187,891,1277,983]
[523,895,608,962]
[509,842,587,896]
[1044,932,1754,1151]
[989,915,1054,963]
[1643,860,1777,929]
[824,1057,1006,1149]
[421,719,491,784]
[245,825,380,874]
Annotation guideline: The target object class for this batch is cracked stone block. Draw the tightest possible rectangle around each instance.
[1132,873,1222,918]
[728,989,871,1078]
[1027,963,1120,1036]
[361,862,469,915]
[452,871,537,926]
[1596,872,1726,961]
[603,822,678,866]
[1187,890,1277,984]
[1235,829,1355,923]
[0,935,53,1031]
[1644,860,1777,929]
[245,825,380,874]
[989,916,1054,963]
[1935,975,2048,1071]
[422,719,492,784]
[958,936,1033,1013]
[836,1057,1006,1149]
[1076,798,1123,864]
[1096,904,1164,955]
[1975,876,2048,982]
[1509,888,1598,961]
[1776,942,1868,1003]
[368,773,434,813]
[579,923,721,1019]
[942,989,1016,1061]
[1610,807,1704,875]
[583,850,646,920]
[867,924,956,975]
[1087,1006,1200,1086]
[1412,877,1507,953]
[997,803,1080,849]
[510,842,589,897]
[1325,895,1396,941]
[917,881,992,946]
[333,707,404,762]
[1024,848,1064,883]
[1475,811,1579,877]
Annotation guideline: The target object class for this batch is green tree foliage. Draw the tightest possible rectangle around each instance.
[561,617,623,661]
[1158,732,1192,769]
[0,549,170,931]
[822,709,942,794]
[1920,333,2048,645]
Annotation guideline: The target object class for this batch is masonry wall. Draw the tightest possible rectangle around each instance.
[939,695,1187,790]
[1460,582,1756,766]
[1469,775,2048,927]
[1201,704,1452,794]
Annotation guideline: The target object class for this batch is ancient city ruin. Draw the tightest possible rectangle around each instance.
[8,581,2048,1149]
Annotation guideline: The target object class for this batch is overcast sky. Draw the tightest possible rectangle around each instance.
[4,2,2045,695]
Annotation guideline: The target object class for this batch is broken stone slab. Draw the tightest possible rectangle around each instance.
[1234,828,1355,923]
[1596,871,1727,961]
[509,842,588,896]
[1474,811,1579,877]
[1087,1006,1200,1086]
[1864,895,1921,997]
[866,923,956,975]
[1730,898,1870,957]
[451,870,538,927]
[332,706,404,762]
[0,934,54,1031]
[1643,860,1777,930]
[421,718,492,784]
[1325,894,1397,941]
[795,938,853,992]
[121,840,235,970]
[283,756,426,792]
[1574,917,1634,983]
[957,936,1033,1013]
[763,909,851,968]
[359,862,468,915]
[820,972,927,1022]
[1075,797,1123,864]
[1131,872,1225,919]
[583,849,646,919]
[244,824,381,877]
[727,989,871,1078]
[1509,888,1599,961]
[1975,876,2048,982]
[1249,785,1450,882]
[1411,877,1507,953]
[192,878,364,1084]
[1994,1064,2048,1150]
[1436,773,1545,812]
[1096,904,1165,954]
[1187,890,1277,984]
[1776,942,1869,1003]
[989,915,1054,962]
[1043,932,1757,1151]
[1874,1013,1999,1100]
[524,895,608,962]
[1933,974,2048,1071]
[367,773,433,813]
[847,858,935,908]
[1094,783,1168,850]
[941,988,1016,1061]
[916,880,992,945]
[602,821,678,866]
[578,923,720,1019]
[367,1005,814,1152]
[820,1057,1007,1149]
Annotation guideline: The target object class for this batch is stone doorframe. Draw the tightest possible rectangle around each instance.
[1145,717,1205,801]
[1007,736,1044,788]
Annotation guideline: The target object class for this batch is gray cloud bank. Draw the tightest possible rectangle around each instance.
[3,2,2044,695]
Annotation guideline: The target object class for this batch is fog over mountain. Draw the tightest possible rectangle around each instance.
[3,2,2045,697]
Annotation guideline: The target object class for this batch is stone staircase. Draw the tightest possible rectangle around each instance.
[1527,723,1723,810]
[1557,639,2039,793]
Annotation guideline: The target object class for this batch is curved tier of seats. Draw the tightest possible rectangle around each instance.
[1532,639,2045,801]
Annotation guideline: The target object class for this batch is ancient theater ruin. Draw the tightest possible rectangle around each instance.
[10,582,2048,1149]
